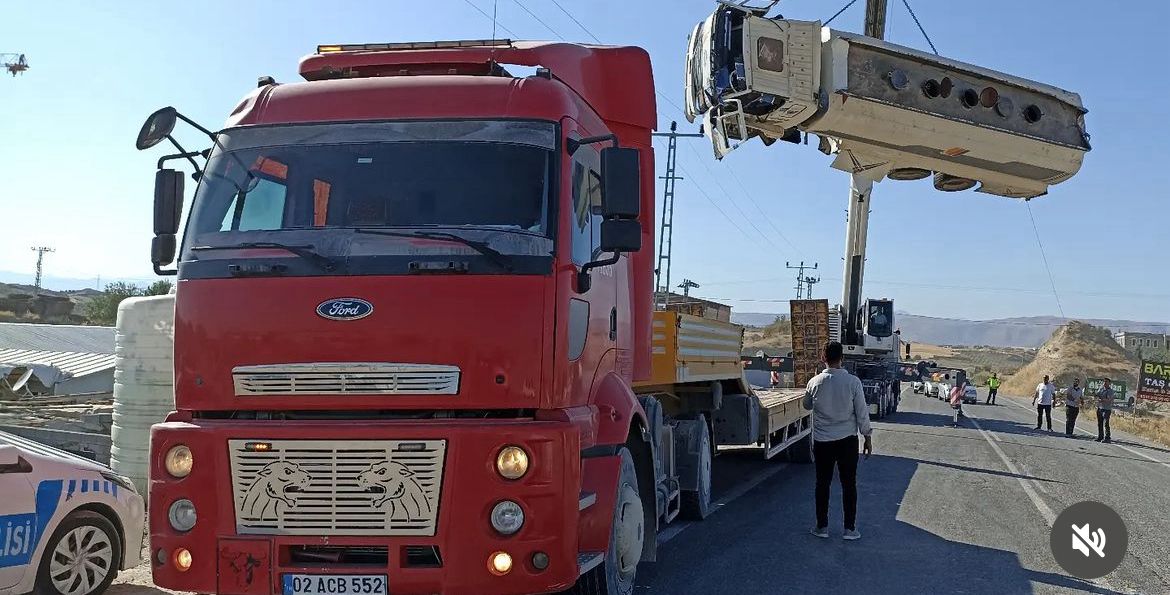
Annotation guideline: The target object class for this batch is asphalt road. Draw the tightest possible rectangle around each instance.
[111,388,1170,595]
[636,388,1170,595]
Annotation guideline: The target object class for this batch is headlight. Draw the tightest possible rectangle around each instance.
[165,445,193,478]
[168,499,197,532]
[495,446,529,480]
[490,500,524,535]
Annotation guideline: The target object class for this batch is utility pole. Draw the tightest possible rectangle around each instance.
[652,121,704,309]
[30,246,55,295]
[678,278,700,299]
[786,261,819,299]
[804,273,822,298]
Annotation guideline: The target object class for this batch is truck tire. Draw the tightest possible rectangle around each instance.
[35,510,123,595]
[678,416,712,521]
[786,428,814,464]
[565,447,641,595]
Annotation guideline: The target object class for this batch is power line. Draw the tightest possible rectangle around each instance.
[548,0,602,43]
[1025,201,1066,319]
[899,0,939,55]
[512,0,566,40]
[824,0,861,26]
[462,0,518,37]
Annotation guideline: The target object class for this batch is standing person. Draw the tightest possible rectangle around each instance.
[1064,379,1084,437]
[948,380,966,427]
[1095,378,1116,443]
[770,369,781,388]
[1033,375,1056,431]
[803,341,873,541]
[986,373,1000,405]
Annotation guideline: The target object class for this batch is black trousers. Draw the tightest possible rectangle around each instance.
[1065,406,1080,436]
[814,435,859,530]
[1098,409,1112,440]
[1036,404,1052,430]
[986,388,998,404]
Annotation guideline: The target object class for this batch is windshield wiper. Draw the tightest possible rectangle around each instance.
[190,242,338,271]
[353,228,514,272]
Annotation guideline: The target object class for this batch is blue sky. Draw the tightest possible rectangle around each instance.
[1,0,1165,321]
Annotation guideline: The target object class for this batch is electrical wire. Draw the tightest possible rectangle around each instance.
[1025,201,1066,319]
[900,0,939,55]
[512,0,566,40]
[824,0,861,26]
[549,0,603,43]
[462,0,518,37]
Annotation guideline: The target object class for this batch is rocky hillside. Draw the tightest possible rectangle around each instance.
[1002,321,1140,395]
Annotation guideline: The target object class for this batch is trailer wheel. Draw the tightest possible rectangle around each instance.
[678,416,712,521]
[566,447,641,595]
[786,428,814,464]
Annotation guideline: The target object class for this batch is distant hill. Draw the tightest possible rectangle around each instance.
[731,311,1170,348]
[1002,321,1139,395]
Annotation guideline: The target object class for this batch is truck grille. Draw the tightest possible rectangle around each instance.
[232,363,460,396]
[228,439,447,536]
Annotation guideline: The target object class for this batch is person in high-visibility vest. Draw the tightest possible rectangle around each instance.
[986,373,1001,405]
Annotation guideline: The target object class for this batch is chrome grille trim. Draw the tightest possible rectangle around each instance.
[228,439,447,536]
[232,363,460,396]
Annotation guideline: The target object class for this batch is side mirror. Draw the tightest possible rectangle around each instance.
[599,219,642,253]
[154,169,184,235]
[152,234,177,268]
[137,107,179,150]
[600,147,640,218]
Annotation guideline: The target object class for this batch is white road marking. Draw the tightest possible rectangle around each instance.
[968,416,1056,525]
[657,462,790,545]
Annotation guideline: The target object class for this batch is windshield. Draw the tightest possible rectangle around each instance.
[180,120,556,277]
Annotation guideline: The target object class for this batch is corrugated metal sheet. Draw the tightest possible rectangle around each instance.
[0,322,115,355]
[0,348,115,378]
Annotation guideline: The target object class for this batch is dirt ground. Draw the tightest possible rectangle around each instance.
[110,562,186,595]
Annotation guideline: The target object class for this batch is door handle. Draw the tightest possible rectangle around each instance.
[609,308,618,341]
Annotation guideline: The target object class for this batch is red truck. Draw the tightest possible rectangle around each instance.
[135,39,811,595]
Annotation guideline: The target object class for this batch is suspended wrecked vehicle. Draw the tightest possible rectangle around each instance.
[684,4,1090,198]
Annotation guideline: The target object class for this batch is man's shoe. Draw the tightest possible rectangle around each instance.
[843,529,862,541]
[1104,438,1112,444]
[1095,437,1103,442]
[810,526,829,539]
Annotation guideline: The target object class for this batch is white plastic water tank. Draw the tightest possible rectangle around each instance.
[110,293,175,495]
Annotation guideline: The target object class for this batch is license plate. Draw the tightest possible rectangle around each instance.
[283,574,388,595]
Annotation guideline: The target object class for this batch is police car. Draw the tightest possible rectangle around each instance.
[0,431,144,595]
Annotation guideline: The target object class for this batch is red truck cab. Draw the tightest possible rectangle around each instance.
[140,40,658,595]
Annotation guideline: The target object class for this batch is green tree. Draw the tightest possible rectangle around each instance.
[146,280,174,296]
[85,282,146,325]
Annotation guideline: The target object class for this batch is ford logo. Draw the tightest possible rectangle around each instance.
[316,298,373,321]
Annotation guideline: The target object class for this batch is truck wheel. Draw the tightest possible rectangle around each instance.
[566,447,641,595]
[679,417,712,521]
[786,428,814,464]
[35,510,122,595]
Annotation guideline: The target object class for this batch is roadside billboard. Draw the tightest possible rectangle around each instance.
[1137,360,1170,403]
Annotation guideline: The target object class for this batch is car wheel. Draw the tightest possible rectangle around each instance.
[35,510,122,595]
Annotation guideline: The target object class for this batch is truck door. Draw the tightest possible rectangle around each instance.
[566,142,619,393]
[742,17,822,130]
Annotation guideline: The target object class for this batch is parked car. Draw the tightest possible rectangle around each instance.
[912,381,924,394]
[0,431,145,595]
[924,380,936,396]
[963,383,979,404]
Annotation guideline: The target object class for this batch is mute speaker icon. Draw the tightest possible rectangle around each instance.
[1071,523,1106,558]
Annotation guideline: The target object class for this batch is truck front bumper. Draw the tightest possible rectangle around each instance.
[148,418,584,595]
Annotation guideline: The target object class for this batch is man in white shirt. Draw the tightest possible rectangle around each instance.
[1063,379,1084,437]
[803,341,873,541]
[1033,375,1056,431]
